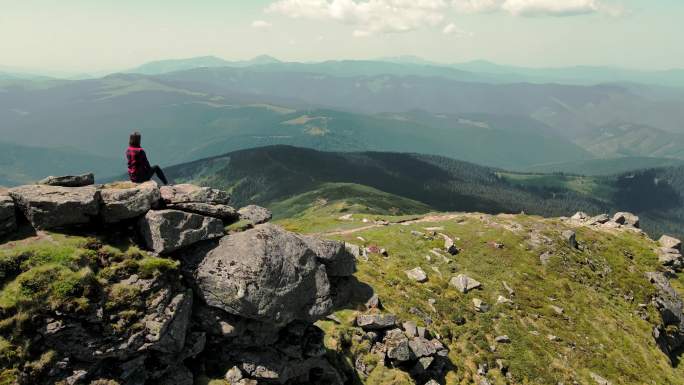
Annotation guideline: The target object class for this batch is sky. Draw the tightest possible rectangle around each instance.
[0,0,682,74]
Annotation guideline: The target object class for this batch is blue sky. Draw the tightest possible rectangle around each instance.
[0,0,682,72]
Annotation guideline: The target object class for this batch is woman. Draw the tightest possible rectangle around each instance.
[126,131,169,185]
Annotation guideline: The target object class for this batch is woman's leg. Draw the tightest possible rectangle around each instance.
[151,165,169,185]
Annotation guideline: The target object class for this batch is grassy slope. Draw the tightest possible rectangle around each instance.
[277,205,682,385]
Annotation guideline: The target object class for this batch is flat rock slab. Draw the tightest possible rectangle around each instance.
[100,181,160,223]
[0,194,17,236]
[356,313,397,330]
[39,173,95,187]
[160,184,230,205]
[9,185,100,229]
[167,202,238,222]
[187,223,347,325]
[238,205,272,225]
[138,209,224,254]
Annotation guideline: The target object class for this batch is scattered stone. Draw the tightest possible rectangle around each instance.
[100,181,160,223]
[384,329,411,361]
[658,248,683,269]
[345,243,367,261]
[356,313,397,330]
[450,274,482,293]
[65,369,88,385]
[540,251,552,266]
[550,305,564,315]
[494,335,511,343]
[571,212,588,221]
[495,358,508,373]
[0,194,17,237]
[547,334,561,342]
[659,235,682,251]
[473,298,489,312]
[409,337,437,358]
[477,362,488,375]
[405,267,428,283]
[338,213,353,221]
[411,230,425,237]
[39,173,94,187]
[138,209,224,254]
[612,212,639,228]
[590,372,613,385]
[402,321,418,337]
[489,241,504,249]
[440,233,459,255]
[238,205,272,225]
[496,295,512,305]
[225,366,244,383]
[365,294,382,310]
[503,281,515,296]
[9,185,100,229]
[562,230,577,249]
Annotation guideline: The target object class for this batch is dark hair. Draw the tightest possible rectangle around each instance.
[129,131,141,147]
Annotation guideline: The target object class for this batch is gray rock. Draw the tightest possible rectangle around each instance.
[39,173,94,187]
[356,313,397,330]
[138,209,224,254]
[160,183,230,205]
[440,233,459,255]
[562,230,577,249]
[225,366,244,384]
[658,248,683,268]
[590,372,613,385]
[384,329,411,361]
[449,274,482,293]
[612,212,639,228]
[405,267,428,283]
[494,335,511,343]
[408,337,437,357]
[9,185,100,229]
[659,235,682,251]
[0,193,17,237]
[550,305,564,315]
[365,294,382,310]
[100,181,160,223]
[570,211,588,221]
[586,214,610,225]
[302,236,356,277]
[402,321,418,337]
[168,202,238,222]
[238,205,272,225]
[473,298,489,312]
[189,223,337,325]
[540,251,552,266]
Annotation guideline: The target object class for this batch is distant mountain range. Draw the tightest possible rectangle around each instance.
[165,145,684,239]
[2,55,684,185]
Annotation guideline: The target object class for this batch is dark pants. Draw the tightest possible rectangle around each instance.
[143,165,168,185]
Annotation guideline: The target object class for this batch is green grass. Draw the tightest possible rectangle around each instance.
[293,211,682,384]
[497,172,615,199]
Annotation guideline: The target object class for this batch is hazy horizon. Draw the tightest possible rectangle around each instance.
[1,0,683,74]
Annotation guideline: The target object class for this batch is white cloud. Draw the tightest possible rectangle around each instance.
[452,0,618,17]
[267,0,448,36]
[251,20,273,28]
[442,22,472,36]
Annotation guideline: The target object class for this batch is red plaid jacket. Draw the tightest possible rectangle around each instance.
[126,146,151,183]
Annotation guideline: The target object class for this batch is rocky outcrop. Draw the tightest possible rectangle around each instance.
[568,211,640,230]
[647,272,684,362]
[138,209,225,254]
[38,173,94,187]
[161,184,230,205]
[660,235,682,251]
[100,181,160,223]
[238,205,273,225]
[0,192,17,237]
[9,185,100,229]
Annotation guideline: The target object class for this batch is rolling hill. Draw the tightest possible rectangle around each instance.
[164,145,684,239]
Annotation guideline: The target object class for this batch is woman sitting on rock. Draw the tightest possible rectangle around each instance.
[126,131,169,185]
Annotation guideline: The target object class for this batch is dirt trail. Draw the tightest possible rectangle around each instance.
[321,212,466,236]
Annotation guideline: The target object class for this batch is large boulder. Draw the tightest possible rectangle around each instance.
[238,205,272,225]
[168,202,238,222]
[160,184,230,205]
[0,193,17,237]
[659,235,682,252]
[187,223,354,325]
[100,181,160,223]
[9,185,100,229]
[38,173,95,187]
[138,209,224,254]
[302,236,356,277]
